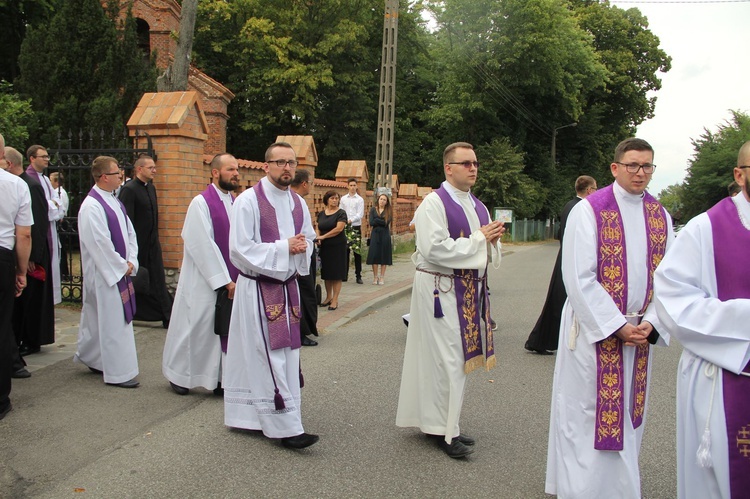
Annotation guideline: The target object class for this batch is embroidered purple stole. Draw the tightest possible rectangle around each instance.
[86,188,136,323]
[434,186,496,374]
[25,166,54,256]
[201,185,238,353]
[253,180,304,351]
[707,197,750,497]
[588,184,667,451]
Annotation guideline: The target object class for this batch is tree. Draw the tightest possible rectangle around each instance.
[474,137,546,219]
[0,0,60,83]
[16,0,156,146]
[157,0,197,91]
[0,81,36,147]
[680,110,750,221]
[656,183,684,223]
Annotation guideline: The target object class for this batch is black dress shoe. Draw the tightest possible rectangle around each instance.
[19,345,40,356]
[213,383,224,397]
[524,344,554,355]
[319,301,332,308]
[281,432,319,449]
[107,378,139,388]
[327,306,337,311]
[170,382,189,395]
[162,319,170,329]
[302,336,318,346]
[437,438,474,458]
[428,433,475,446]
[356,278,363,284]
[0,403,11,421]
[89,366,103,375]
[11,368,31,379]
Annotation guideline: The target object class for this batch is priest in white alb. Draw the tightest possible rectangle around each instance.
[396,142,504,459]
[654,141,750,499]
[163,153,240,396]
[545,138,674,498]
[74,156,140,388]
[224,142,319,449]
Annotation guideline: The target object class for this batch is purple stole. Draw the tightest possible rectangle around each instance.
[587,184,667,451]
[25,166,54,256]
[252,180,304,351]
[707,197,750,497]
[434,186,496,374]
[86,188,136,323]
[200,185,238,353]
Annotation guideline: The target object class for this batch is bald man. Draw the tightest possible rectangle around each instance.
[654,140,750,499]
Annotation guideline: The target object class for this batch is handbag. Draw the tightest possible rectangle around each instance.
[214,287,233,336]
[130,267,150,294]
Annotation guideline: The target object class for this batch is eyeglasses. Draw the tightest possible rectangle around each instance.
[33,155,50,160]
[616,162,656,174]
[739,166,750,169]
[268,159,298,168]
[101,171,121,177]
[448,161,480,169]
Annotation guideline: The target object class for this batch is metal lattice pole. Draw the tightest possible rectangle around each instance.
[373,0,399,196]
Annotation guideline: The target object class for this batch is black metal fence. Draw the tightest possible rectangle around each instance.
[48,128,155,302]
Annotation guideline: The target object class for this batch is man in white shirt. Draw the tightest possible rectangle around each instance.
[0,134,33,419]
[339,178,364,284]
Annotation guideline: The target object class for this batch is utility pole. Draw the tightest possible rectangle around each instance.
[551,122,577,165]
[373,0,399,197]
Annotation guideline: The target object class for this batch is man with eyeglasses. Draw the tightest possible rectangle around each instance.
[163,153,241,396]
[223,142,319,449]
[654,141,750,499]
[525,175,597,356]
[118,155,173,329]
[546,138,674,497]
[75,156,140,388]
[397,142,504,459]
[20,145,65,356]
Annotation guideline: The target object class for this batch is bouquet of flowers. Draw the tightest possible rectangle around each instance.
[345,224,362,254]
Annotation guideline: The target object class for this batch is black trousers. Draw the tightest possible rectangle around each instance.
[346,226,362,280]
[297,249,318,338]
[0,248,15,412]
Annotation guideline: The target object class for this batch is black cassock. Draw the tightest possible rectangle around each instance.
[297,248,319,338]
[525,196,581,352]
[118,178,173,323]
[14,172,55,348]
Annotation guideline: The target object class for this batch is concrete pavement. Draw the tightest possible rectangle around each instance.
[1,243,679,498]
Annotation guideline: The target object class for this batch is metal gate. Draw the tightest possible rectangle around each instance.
[48,129,155,302]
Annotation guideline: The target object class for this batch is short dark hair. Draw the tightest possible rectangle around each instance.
[134,154,154,169]
[347,178,357,185]
[443,142,473,165]
[210,153,234,171]
[265,142,294,162]
[613,138,654,163]
[292,169,311,187]
[322,190,340,206]
[575,175,596,195]
[27,144,47,160]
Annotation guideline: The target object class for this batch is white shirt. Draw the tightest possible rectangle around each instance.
[0,169,33,250]
[340,192,364,227]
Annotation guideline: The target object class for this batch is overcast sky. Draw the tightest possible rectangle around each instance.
[610,0,750,195]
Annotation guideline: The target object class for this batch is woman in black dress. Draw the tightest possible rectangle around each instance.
[366,193,393,285]
[316,190,347,310]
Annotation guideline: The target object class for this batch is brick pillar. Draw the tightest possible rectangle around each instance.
[127,91,209,270]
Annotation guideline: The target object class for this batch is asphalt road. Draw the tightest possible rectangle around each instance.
[0,243,680,498]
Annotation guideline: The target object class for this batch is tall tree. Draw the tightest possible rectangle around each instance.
[0,81,36,147]
[0,0,59,83]
[680,110,750,221]
[16,0,156,146]
[157,0,198,91]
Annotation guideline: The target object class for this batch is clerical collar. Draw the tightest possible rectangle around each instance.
[732,193,750,230]
[612,180,645,204]
[135,177,150,186]
[441,180,475,206]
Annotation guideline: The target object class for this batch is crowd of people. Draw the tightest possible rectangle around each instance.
[1,132,749,498]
